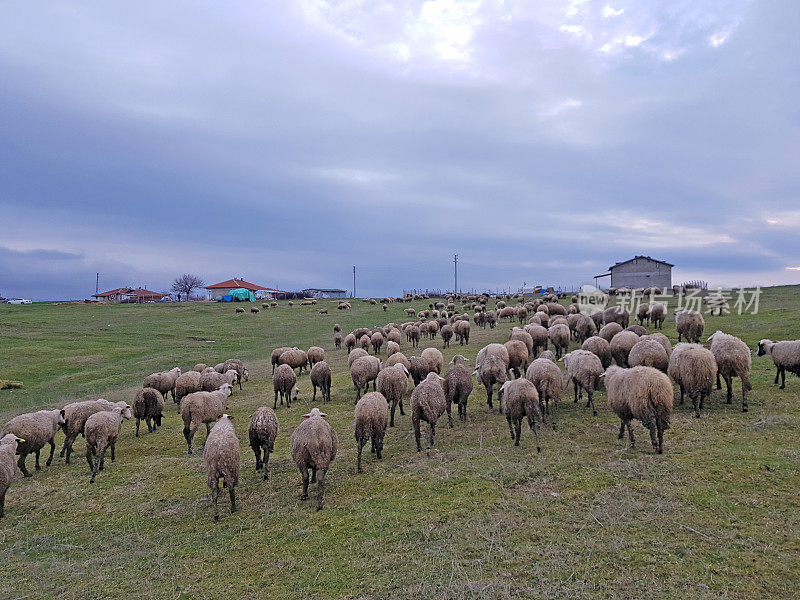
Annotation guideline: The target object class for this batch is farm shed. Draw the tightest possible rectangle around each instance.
[302,288,348,299]
[92,288,169,303]
[205,278,283,301]
[594,256,673,290]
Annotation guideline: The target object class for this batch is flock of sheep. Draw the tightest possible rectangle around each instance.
[2,292,799,521]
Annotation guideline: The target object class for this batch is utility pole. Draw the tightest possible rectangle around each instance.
[453,254,458,293]
[353,266,356,299]
[95,273,99,294]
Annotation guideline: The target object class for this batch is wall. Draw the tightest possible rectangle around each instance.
[610,259,671,289]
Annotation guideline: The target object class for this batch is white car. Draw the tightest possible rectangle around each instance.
[6,298,32,304]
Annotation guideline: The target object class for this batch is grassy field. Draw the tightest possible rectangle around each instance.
[1,289,799,599]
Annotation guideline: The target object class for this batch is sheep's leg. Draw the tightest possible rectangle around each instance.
[0,490,5,518]
[312,385,317,402]
[273,391,279,410]
[311,467,317,483]
[229,485,237,513]
[529,414,541,453]
[46,439,56,467]
[286,390,292,409]
[263,443,272,480]
[316,469,326,511]
[647,424,658,452]
[551,400,558,431]
[34,449,41,471]
[147,417,153,433]
[573,381,579,403]
[679,383,685,405]
[357,438,365,473]
[507,416,515,440]
[300,467,310,500]
[390,402,397,428]
[626,421,635,448]
[741,375,750,412]
[692,394,701,418]
[206,423,212,436]
[774,367,780,385]
[656,423,665,454]
[514,419,522,447]
[17,453,32,478]
[110,442,115,462]
[586,390,597,416]
[211,480,220,522]
[184,425,197,454]
[779,367,786,389]
[446,401,453,429]
[252,443,262,471]
[399,397,405,416]
[414,417,422,452]
[98,445,107,471]
[372,380,376,392]
[135,418,141,437]
[618,420,626,439]
[716,372,722,390]
[370,437,375,453]
[486,385,493,409]
[428,422,436,449]
[375,435,383,460]
[723,374,733,403]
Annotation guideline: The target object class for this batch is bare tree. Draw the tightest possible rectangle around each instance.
[171,274,204,301]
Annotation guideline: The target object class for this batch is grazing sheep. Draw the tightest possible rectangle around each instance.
[525,358,562,429]
[610,330,640,367]
[757,338,800,389]
[421,347,444,375]
[0,434,25,518]
[628,339,669,373]
[344,333,356,352]
[307,346,326,367]
[290,408,338,510]
[386,351,412,371]
[427,320,440,339]
[636,302,651,326]
[288,301,294,307]
[310,361,332,405]
[175,371,202,407]
[708,331,752,412]
[598,322,623,342]
[602,306,630,328]
[235,307,245,314]
[409,355,432,386]
[280,348,309,376]
[602,366,673,453]
[386,340,400,358]
[348,348,369,367]
[649,302,666,329]
[505,340,530,378]
[441,325,454,348]
[370,332,385,354]
[350,355,382,401]
[334,323,341,333]
[640,333,672,358]
[668,343,717,417]
[581,336,612,369]
[58,399,128,464]
[498,379,541,450]
[547,302,567,316]
[251,307,260,314]
[262,303,270,309]
[132,387,165,436]
[525,324,549,358]
[411,372,449,451]
[561,350,603,416]
[377,363,410,427]
[455,320,471,345]
[387,329,402,344]
[334,332,343,349]
[143,367,182,402]
[476,343,510,371]
[625,325,647,337]
[574,314,598,343]
[676,310,705,343]
[84,403,132,483]
[443,355,473,422]
[474,355,508,410]
[509,327,534,355]
[548,323,570,360]
[181,383,234,454]
[273,364,299,409]
[271,347,291,374]
[354,392,389,472]
[1,409,65,477]
[200,369,238,392]
[248,407,278,480]
[409,326,420,348]
[204,414,240,521]
[539,350,557,362]
[192,363,208,373]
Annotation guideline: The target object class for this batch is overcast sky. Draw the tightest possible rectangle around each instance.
[1,1,798,300]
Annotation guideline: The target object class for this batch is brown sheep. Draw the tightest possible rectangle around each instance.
[548,323,570,360]
[377,363,410,427]
[307,346,326,367]
[676,310,704,343]
[525,358,562,430]
[204,414,240,521]
[354,392,389,472]
[290,408,338,510]
[271,347,291,374]
[598,322,623,342]
[370,332,385,354]
[708,331,752,412]
[348,348,369,367]
[84,404,132,483]
[409,355,432,386]
[602,306,630,328]
[610,330,640,367]
[421,347,444,375]
[248,407,279,480]
[499,379,541,450]
[273,364,299,409]
[473,355,507,410]
[649,302,666,329]
[441,324,454,348]
[344,333,356,352]
[132,387,165,436]
[181,384,233,454]
[628,339,669,373]
[350,355,382,401]
[386,352,412,372]
[561,350,603,416]
[505,340,530,378]
[279,348,309,376]
[668,343,717,417]
[581,336,612,369]
[334,332,343,349]
[443,355,473,422]
[411,372,449,451]
[310,361,332,405]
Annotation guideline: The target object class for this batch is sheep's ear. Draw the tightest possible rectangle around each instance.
[302,413,311,419]
[320,412,328,418]
[60,409,66,418]
[228,415,234,420]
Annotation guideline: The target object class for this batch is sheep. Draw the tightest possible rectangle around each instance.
[441,324,454,348]
[0,434,25,518]
[204,414,240,521]
[421,347,444,375]
[525,358,562,429]
[132,387,165,436]
[473,355,507,411]
[757,339,800,389]
[385,351,412,372]
[524,324,549,358]
[636,302,651,326]
[411,372,449,451]
[200,369,238,392]
[310,361,332,405]
[628,339,669,373]
[455,320,471,345]
[409,355,432,386]
[485,310,497,328]
[443,355,473,422]
[1,409,65,477]
[602,306,630,328]
[676,310,705,343]
[262,303,270,309]
[307,346,326,367]
[84,403,132,483]
[546,302,567,316]
[548,323,570,359]
[549,315,568,328]
[509,327,534,355]
[354,392,389,472]
[427,320,440,339]
[288,301,294,307]
[58,399,128,464]
[561,350,603,416]
[625,325,647,337]
[476,343,510,370]
[273,364,299,409]
[235,307,245,314]
[377,363,410,427]
[409,326,420,348]
[271,347,292,374]
[344,333,356,352]
[175,371,202,407]
[279,348,309,376]
[498,379,541,450]
[581,336,612,369]
[598,322,623,342]
[181,383,234,454]
[505,340,529,378]
[334,332,343,349]
[640,333,672,358]
[143,367,181,402]
[248,407,278,480]
[350,355,382,401]
[602,366,673,453]
[610,330,640,367]
[538,350,557,362]
[573,314,598,343]
[667,344,717,418]
[348,348,369,367]
[192,363,208,373]
[290,408,338,510]
[386,340,400,358]
[251,307,260,314]
[387,328,402,344]
[708,331,752,412]
[649,302,666,329]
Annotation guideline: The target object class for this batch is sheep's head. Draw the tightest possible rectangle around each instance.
[218,383,234,396]
[303,408,327,419]
[172,367,182,376]
[242,369,249,382]
[120,403,133,419]
[1,433,25,447]
[55,409,66,426]
[291,385,300,401]
[757,339,772,356]
[706,330,725,342]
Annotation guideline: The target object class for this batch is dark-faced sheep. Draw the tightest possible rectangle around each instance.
[354,392,389,472]
[758,338,800,389]
[204,414,240,521]
[411,372,449,451]
[0,434,25,518]
[271,347,291,374]
[133,387,165,436]
[290,408,338,510]
[708,331,752,412]
[499,379,541,450]
[310,361,332,405]
[249,407,278,480]
[602,366,673,453]
[668,343,717,418]
[443,355,473,422]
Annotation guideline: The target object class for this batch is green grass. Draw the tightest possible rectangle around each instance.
[1,289,799,599]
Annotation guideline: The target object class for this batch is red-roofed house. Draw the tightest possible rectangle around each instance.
[205,278,283,300]
[92,288,170,304]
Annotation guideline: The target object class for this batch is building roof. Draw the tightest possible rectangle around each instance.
[205,278,281,292]
[303,288,347,293]
[92,287,168,299]
[609,255,674,271]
